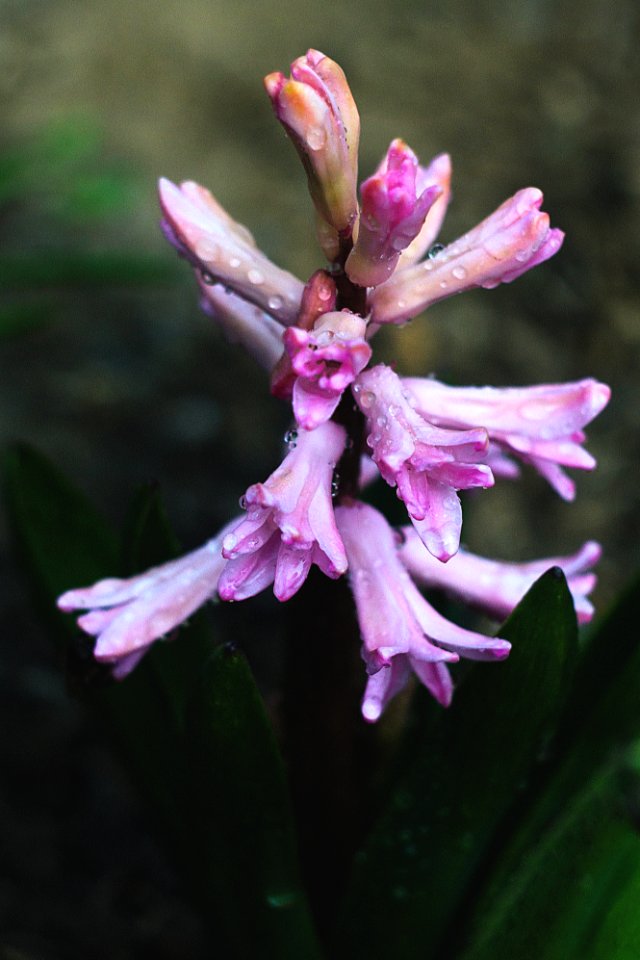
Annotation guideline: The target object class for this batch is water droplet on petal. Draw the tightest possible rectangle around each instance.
[452,266,467,280]
[268,295,283,311]
[427,243,445,259]
[316,329,335,346]
[228,256,241,268]
[359,390,376,409]
[196,239,219,262]
[200,269,216,285]
[248,269,264,285]
[306,127,327,151]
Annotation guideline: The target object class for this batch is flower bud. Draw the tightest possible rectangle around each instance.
[265,49,360,260]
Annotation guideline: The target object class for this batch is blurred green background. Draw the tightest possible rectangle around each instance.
[1,0,638,956]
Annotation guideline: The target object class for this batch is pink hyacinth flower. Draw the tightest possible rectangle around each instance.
[57,524,237,674]
[345,139,442,287]
[283,310,372,429]
[264,49,360,259]
[159,177,304,325]
[197,280,284,371]
[336,501,511,722]
[353,364,494,560]
[218,420,347,602]
[400,527,601,624]
[403,376,611,501]
[370,187,564,325]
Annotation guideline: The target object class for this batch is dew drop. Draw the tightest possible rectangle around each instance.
[306,126,327,151]
[316,329,335,346]
[195,239,219,262]
[359,390,376,409]
[248,268,264,285]
[318,284,332,301]
[284,428,298,448]
[238,494,248,509]
[439,280,448,289]
[427,243,445,259]
[200,269,216,285]
[268,295,283,311]
[452,265,467,280]
[228,256,241,268]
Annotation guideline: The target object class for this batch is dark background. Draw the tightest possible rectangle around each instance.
[1,0,638,955]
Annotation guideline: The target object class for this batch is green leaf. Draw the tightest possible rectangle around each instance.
[3,443,119,641]
[5,448,321,958]
[458,762,640,960]
[452,571,640,959]
[339,569,577,960]
[3,445,183,818]
[184,645,323,959]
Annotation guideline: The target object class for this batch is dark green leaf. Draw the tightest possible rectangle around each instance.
[458,763,640,960]
[340,569,577,960]
[184,645,323,959]
[3,443,119,642]
[453,571,640,959]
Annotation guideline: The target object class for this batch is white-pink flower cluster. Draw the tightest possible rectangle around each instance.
[58,49,610,720]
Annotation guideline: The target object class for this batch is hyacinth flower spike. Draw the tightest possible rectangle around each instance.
[57,522,238,676]
[159,177,304,325]
[353,364,494,560]
[56,48,610,722]
[218,419,347,602]
[370,187,564,325]
[400,527,602,625]
[336,501,510,722]
[403,376,611,500]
